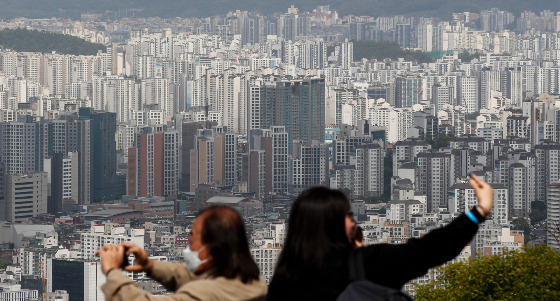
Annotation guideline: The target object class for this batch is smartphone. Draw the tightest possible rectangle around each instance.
[120,253,130,269]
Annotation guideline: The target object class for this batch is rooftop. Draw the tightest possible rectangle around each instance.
[13,224,55,236]
[85,209,142,218]
[206,196,248,204]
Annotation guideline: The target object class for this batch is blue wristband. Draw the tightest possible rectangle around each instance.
[466,211,479,225]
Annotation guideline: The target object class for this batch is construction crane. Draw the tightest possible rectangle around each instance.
[40,261,47,301]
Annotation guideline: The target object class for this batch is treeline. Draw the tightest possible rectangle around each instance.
[0,28,106,56]
[413,245,560,300]
[458,51,481,63]
[0,0,559,19]
[352,40,434,63]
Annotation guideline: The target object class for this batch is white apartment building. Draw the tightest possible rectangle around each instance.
[392,139,431,172]
[250,223,285,283]
[1,172,48,222]
[116,124,138,152]
[388,199,426,223]
[547,182,560,251]
[474,225,524,256]
[449,182,508,225]
[251,245,281,284]
[80,225,144,259]
[0,284,38,301]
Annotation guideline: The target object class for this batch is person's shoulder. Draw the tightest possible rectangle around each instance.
[268,274,291,292]
[356,243,394,259]
[178,276,267,300]
[267,275,311,301]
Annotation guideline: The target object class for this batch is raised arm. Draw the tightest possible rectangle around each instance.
[361,174,494,289]
[96,243,198,300]
[101,269,200,301]
[470,174,493,219]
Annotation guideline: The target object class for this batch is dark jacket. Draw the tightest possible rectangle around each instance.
[267,209,482,301]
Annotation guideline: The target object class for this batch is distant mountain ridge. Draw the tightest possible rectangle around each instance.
[0,28,106,55]
[0,0,558,20]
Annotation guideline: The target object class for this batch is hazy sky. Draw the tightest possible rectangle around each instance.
[1,0,558,20]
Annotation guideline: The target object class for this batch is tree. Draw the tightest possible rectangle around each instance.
[512,217,531,235]
[363,195,390,203]
[465,112,480,120]
[0,257,10,270]
[378,207,386,215]
[458,51,481,63]
[428,134,453,149]
[512,217,531,244]
[529,201,546,225]
[352,40,434,63]
[413,245,560,300]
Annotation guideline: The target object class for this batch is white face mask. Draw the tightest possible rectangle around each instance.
[182,245,209,273]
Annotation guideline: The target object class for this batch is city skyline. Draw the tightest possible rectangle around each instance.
[1,3,560,300]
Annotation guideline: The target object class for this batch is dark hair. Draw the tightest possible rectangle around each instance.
[274,187,352,281]
[353,226,363,244]
[198,205,260,283]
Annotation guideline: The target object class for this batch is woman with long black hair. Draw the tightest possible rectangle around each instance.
[268,174,494,300]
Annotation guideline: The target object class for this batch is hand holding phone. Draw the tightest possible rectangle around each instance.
[120,252,130,269]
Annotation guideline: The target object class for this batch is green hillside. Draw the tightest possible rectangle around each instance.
[339,40,434,63]
[353,40,434,63]
[0,28,106,55]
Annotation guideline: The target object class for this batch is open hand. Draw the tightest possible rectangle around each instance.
[469,174,494,217]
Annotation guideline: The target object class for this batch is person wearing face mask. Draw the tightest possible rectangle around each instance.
[96,205,267,301]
